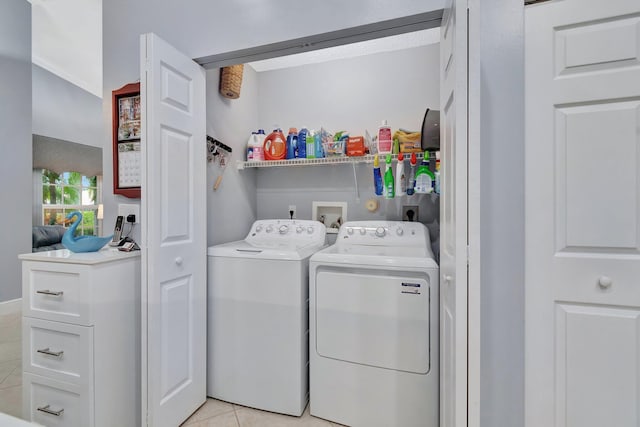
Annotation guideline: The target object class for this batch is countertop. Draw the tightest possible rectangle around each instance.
[18,247,140,265]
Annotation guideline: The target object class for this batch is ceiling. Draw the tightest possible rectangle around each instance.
[29,0,102,98]
[248,28,440,72]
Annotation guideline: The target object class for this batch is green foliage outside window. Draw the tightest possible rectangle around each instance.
[42,170,99,236]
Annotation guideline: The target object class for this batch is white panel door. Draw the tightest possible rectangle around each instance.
[140,33,207,427]
[525,1,640,426]
[440,1,468,426]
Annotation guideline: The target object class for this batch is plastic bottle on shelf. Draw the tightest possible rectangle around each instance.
[297,126,308,158]
[286,128,298,160]
[314,132,324,158]
[384,154,395,199]
[246,131,257,161]
[395,151,406,196]
[306,130,316,159]
[407,152,417,195]
[373,154,383,196]
[263,127,287,160]
[377,120,392,154]
[254,129,266,161]
[414,151,435,194]
[246,131,265,161]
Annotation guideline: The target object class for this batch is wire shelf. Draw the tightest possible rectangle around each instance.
[236,152,425,170]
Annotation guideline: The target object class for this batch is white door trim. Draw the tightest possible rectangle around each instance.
[467,1,481,426]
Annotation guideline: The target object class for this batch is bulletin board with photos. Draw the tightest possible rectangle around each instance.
[112,82,141,198]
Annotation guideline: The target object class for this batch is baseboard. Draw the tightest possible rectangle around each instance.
[0,298,21,316]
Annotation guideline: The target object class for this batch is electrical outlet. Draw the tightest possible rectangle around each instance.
[288,205,296,219]
[402,205,419,222]
[118,204,140,224]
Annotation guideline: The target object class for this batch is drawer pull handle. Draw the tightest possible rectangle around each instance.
[36,289,63,297]
[37,404,64,416]
[37,347,64,357]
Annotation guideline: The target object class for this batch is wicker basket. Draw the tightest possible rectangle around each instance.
[219,64,244,99]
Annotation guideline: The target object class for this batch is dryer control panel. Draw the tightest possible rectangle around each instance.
[337,221,431,247]
[246,219,326,247]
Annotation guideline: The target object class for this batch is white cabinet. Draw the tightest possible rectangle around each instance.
[20,249,140,427]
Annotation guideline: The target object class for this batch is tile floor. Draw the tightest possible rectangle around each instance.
[0,310,22,420]
[0,309,344,426]
[180,399,344,427]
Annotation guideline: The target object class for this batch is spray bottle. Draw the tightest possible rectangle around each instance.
[407,152,418,195]
[373,154,383,196]
[395,152,406,196]
[414,151,435,194]
[384,154,395,199]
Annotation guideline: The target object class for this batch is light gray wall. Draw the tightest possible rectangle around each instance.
[255,44,440,245]
[257,45,439,136]
[206,66,258,246]
[478,1,525,426]
[102,0,445,245]
[0,0,31,302]
[32,64,103,149]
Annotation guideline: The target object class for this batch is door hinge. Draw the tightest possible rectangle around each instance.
[466,245,470,265]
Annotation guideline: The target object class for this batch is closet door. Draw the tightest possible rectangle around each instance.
[439,1,469,426]
[525,1,640,426]
[140,33,207,427]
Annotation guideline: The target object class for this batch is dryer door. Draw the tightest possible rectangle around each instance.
[315,267,431,374]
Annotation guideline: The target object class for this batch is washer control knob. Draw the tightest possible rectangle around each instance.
[296,226,304,234]
[347,227,354,235]
[266,225,274,233]
[396,227,404,236]
[375,227,386,238]
[255,225,263,232]
[279,225,289,234]
[360,228,367,235]
[307,226,314,234]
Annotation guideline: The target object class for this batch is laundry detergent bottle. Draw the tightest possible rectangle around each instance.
[297,126,308,158]
[263,127,287,160]
[286,127,298,160]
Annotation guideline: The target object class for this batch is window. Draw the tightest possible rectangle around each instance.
[42,170,100,236]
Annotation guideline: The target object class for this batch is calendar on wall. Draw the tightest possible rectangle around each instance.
[112,82,141,198]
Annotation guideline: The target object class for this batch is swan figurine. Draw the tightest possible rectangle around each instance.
[62,211,114,253]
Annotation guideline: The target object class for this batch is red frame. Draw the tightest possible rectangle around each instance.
[112,82,141,199]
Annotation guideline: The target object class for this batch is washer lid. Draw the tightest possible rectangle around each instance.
[310,243,439,269]
[208,240,324,260]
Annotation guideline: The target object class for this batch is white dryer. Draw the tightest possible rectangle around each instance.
[309,221,439,427]
[207,219,326,416]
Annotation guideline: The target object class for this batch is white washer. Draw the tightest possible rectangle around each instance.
[309,220,439,427]
[207,219,326,416]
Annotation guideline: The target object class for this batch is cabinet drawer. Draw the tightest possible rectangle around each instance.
[23,372,92,427]
[23,317,93,386]
[22,262,92,325]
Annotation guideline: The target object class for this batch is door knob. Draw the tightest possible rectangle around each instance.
[175,257,183,266]
[444,275,452,284]
[598,276,612,289]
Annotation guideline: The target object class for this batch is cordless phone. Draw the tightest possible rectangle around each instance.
[109,215,124,246]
